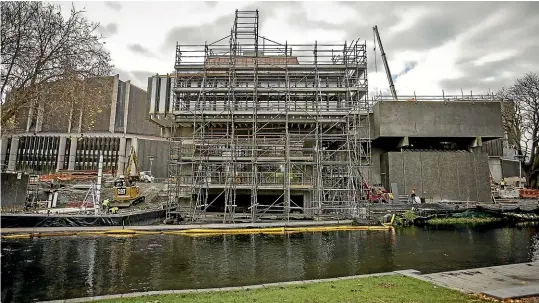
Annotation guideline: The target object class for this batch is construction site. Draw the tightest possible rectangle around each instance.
[144,9,521,224]
[3,9,537,227]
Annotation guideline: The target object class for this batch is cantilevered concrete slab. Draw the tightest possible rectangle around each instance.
[372,101,503,139]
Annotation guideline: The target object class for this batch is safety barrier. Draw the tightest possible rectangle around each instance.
[519,189,539,199]
[1,225,393,239]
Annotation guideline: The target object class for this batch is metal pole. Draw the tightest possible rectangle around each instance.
[95,153,103,215]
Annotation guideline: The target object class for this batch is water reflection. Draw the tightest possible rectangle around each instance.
[1,224,538,302]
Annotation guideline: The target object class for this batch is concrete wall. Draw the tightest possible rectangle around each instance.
[1,172,29,211]
[136,139,170,178]
[489,158,503,183]
[382,151,491,203]
[502,159,520,178]
[371,146,383,185]
[126,85,161,136]
[372,101,503,139]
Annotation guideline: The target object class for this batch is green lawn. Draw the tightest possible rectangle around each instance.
[93,275,489,303]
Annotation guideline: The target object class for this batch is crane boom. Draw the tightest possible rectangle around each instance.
[373,25,398,100]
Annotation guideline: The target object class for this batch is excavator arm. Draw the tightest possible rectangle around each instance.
[124,147,140,182]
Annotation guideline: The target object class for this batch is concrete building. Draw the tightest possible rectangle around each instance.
[1,75,169,178]
[371,98,503,203]
[147,10,503,222]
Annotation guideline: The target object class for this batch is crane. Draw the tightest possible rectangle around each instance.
[373,25,398,100]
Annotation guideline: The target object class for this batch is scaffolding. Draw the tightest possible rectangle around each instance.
[167,10,371,222]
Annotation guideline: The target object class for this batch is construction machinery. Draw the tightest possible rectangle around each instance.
[373,25,398,100]
[110,147,145,208]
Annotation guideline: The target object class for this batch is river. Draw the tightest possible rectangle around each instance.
[2,223,538,302]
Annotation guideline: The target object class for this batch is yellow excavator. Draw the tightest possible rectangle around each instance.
[110,147,146,208]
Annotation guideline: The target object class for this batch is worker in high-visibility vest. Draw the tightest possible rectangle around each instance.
[102,199,110,212]
[500,179,506,190]
[110,207,119,214]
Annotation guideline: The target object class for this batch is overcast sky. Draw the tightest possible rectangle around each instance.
[54,1,539,97]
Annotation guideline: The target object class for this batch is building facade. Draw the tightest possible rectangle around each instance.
[1,75,169,178]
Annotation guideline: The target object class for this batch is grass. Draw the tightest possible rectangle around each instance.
[93,275,490,303]
[426,217,503,225]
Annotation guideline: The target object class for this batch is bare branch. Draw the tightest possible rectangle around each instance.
[1,1,113,127]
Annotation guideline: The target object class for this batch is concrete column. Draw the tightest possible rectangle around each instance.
[1,136,9,167]
[68,137,77,171]
[116,137,127,178]
[7,137,19,171]
[56,137,67,171]
[109,74,120,133]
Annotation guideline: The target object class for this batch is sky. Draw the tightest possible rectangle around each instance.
[53,1,539,97]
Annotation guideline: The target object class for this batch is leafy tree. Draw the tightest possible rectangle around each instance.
[1,2,113,130]
[498,72,539,188]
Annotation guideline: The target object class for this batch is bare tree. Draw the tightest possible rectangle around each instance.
[498,72,539,188]
[1,2,113,129]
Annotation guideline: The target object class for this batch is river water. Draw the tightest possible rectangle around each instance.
[2,223,539,302]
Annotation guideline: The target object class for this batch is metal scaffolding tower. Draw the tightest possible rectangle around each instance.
[167,9,371,222]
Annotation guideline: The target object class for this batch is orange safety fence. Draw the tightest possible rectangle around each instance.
[519,188,539,199]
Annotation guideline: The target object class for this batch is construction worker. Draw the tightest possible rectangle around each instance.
[409,187,416,204]
[500,179,506,190]
[102,199,110,212]
[110,207,119,214]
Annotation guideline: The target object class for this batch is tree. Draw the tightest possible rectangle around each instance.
[1,2,113,129]
[498,72,539,188]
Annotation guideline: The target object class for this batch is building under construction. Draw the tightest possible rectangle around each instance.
[149,10,370,222]
[148,10,504,222]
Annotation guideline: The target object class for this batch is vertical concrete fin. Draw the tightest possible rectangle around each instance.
[109,74,120,133]
[56,137,67,171]
[149,77,158,114]
[159,77,167,114]
[7,137,19,171]
[123,80,131,135]
[68,137,77,170]
[35,102,44,132]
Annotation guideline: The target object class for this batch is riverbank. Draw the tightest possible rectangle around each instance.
[424,217,503,225]
[45,275,490,303]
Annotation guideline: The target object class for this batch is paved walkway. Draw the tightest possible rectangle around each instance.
[398,261,539,300]
[1,220,353,234]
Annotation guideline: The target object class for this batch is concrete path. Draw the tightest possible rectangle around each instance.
[398,261,539,300]
[1,220,353,234]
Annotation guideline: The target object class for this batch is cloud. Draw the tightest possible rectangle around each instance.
[161,2,300,52]
[97,23,118,37]
[130,70,155,88]
[105,1,122,11]
[127,44,158,59]
[113,68,154,90]
[99,1,539,98]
